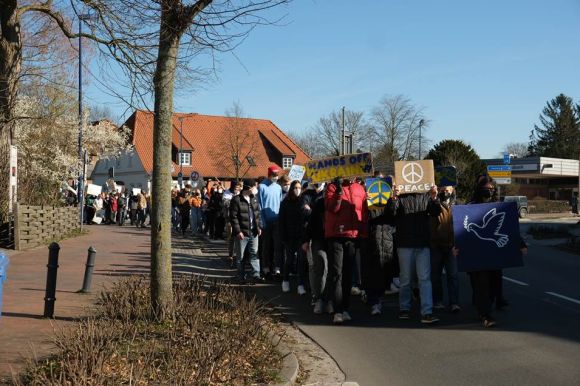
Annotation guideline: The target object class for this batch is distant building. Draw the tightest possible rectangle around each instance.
[483,156,579,200]
[91,110,310,191]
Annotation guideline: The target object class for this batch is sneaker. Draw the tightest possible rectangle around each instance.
[333,312,344,324]
[351,286,362,296]
[297,285,307,296]
[281,281,290,293]
[482,316,496,328]
[325,301,334,314]
[360,290,368,304]
[371,303,382,316]
[384,282,399,295]
[450,304,461,313]
[313,299,323,314]
[342,311,352,321]
[421,314,440,324]
[273,267,281,276]
[434,302,445,310]
[398,310,410,320]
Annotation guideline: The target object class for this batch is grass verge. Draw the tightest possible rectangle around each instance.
[11,275,281,385]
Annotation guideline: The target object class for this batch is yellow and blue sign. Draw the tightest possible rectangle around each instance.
[306,153,373,183]
[365,178,392,209]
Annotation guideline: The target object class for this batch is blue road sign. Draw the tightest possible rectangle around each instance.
[503,153,510,165]
[487,165,512,172]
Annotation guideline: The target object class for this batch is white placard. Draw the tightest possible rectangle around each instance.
[288,165,306,182]
[87,183,102,196]
[132,188,142,196]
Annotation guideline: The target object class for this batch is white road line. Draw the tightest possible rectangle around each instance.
[502,276,529,286]
[545,292,580,305]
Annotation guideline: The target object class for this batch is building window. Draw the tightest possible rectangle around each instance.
[282,157,293,169]
[178,152,191,166]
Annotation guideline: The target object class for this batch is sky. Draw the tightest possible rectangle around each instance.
[85,0,580,159]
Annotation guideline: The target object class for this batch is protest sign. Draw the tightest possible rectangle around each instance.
[394,160,435,194]
[288,165,306,182]
[306,153,373,183]
[87,183,102,196]
[435,166,458,187]
[132,188,142,196]
[365,178,392,209]
[452,202,523,272]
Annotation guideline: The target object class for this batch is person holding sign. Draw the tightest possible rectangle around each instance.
[325,176,369,324]
[386,181,441,324]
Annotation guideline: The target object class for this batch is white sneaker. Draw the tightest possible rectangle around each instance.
[350,286,362,296]
[371,303,382,316]
[325,301,334,314]
[274,267,281,276]
[333,312,343,324]
[297,285,307,296]
[342,311,352,321]
[281,281,290,293]
[313,299,323,314]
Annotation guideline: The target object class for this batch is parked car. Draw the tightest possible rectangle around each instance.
[502,196,528,218]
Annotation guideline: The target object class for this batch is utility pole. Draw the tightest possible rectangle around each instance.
[77,14,91,228]
[341,106,345,155]
[418,119,424,160]
[178,116,184,189]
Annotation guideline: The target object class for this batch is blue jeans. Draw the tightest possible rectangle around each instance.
[190,207,201,233]
[430,246,459,306]
[235,234,260,280]
[398,247,433,315]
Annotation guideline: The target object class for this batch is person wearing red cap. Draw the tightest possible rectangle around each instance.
[258,165,284,277]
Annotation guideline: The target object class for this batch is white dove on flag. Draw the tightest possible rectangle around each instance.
[463,208,509,248]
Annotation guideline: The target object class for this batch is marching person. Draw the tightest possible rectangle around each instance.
[229,179,263,284]
[178,191,191,236]
[325,176,369,324]
[386,183,441,324]
[430,185,460,312]
[279,180,307,295]
[258,166,283,277]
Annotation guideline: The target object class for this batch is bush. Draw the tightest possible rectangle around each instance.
[528,200,570,214]
[527,225,571,239]
[13,276,281,385]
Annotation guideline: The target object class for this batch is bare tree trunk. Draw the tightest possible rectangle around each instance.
[150,8,181,318]
[0,0,21,221]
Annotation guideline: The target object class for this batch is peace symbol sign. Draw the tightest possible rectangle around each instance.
[367,180,392,207]
[402,162,424,184]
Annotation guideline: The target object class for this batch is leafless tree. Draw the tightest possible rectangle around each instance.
[286,130,325,159]
[370,95,429,173]
[500,142,529,159]
[215,102,261,181]
[310,108,371,157]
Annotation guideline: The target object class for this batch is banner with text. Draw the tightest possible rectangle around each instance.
[452,202,524,272]
[394,160,435,194]
[306,153,373,183]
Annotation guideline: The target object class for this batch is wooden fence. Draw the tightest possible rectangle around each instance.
[14,204,80,251]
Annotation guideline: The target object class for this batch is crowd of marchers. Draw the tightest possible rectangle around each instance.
[171,165,528,328]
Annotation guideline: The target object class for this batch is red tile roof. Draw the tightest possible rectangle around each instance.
[126,110,310,180]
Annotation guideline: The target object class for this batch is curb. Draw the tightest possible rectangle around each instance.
[271,333,299,386]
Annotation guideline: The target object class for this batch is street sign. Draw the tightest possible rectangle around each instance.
[503,153,510,165]
[487,165,512,172]
[494,178,512,185]
[190,171,199,181]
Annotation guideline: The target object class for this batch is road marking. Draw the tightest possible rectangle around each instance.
[545,292,580,305]
[502,276,529,286]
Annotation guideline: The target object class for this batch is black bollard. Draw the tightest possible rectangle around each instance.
[43,242,60,318]
[80,246,96,293]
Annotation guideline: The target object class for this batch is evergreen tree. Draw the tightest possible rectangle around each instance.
[528,94,580,159]
[427,140,486,201]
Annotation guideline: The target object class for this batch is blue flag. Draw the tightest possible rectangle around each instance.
[452,202,524,272]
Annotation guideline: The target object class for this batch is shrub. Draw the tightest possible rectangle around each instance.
[528,200,570,214]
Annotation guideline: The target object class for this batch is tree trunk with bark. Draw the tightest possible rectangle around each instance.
[0,0,21,221]
[150,7,182,318]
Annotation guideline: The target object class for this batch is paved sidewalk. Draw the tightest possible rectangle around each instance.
[0,225,151,377]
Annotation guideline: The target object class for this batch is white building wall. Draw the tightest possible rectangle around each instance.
[91,150,151,192]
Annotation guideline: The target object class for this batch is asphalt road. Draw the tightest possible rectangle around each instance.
[252,229,580,385]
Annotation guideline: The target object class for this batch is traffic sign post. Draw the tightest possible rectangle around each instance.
[487,165,512,183]
[190,171,199,181]
[504,153,510,165]
[177,172,183,188]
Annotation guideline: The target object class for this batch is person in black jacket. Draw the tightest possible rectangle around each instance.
[279,180,307,295]
[386,183,441,324]
[230,179,262,283]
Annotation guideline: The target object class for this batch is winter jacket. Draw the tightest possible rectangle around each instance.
[229,194,262,237]
[386,193,441,248]
[430,201,454,248]
[190,196,202,208]
[178,196,191,214]
[209,192,225,218]
[279,197,305,244]
[303,195,325,243]
[137,194,147,210]
[368,208,395,264]
[110,197,118,212]
[324,181,369,239]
